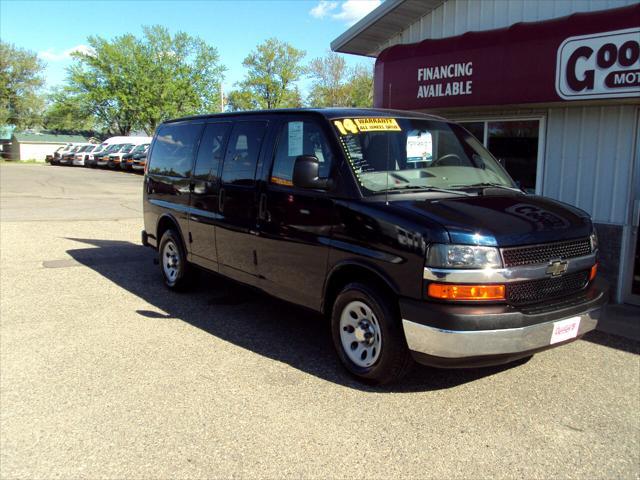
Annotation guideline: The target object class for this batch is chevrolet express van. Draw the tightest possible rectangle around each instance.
[142,109,607,384]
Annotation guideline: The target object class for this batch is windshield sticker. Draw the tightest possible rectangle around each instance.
[354,118,401,132]
[333,118,401,135]
[406,130,433,163]
[288,121,303,157]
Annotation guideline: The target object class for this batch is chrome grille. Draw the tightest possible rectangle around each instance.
[501,238,592,267]
[506,270,590,305]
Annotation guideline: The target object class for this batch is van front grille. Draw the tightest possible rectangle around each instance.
[501,238,592,267]
[506,270,590,305]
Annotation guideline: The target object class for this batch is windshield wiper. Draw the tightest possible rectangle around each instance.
[450,182,522,192]
[386,185,474,196]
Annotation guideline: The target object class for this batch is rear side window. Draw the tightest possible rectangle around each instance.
[149,122,204,177]
[221,121,267,185]
[271,120,334,186]
[193,123,231,181]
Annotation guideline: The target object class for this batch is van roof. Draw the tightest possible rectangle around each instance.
[163,108,447,125]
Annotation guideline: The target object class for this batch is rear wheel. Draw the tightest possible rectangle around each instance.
[158,229,196,291]
[331,282,413,385]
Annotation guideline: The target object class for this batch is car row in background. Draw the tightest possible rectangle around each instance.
[47,136,151,173]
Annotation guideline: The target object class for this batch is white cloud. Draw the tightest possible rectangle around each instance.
[333,0,381,25]
[310,0,381,26]
[310,0,338,18]
[39,44,93,62]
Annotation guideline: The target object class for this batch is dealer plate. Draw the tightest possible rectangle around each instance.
[550,316,581,344]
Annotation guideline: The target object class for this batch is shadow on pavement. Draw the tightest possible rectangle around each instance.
[582,330,639,355]
[65,237,530,392]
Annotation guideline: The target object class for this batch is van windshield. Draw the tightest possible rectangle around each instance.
[332,117,516,195]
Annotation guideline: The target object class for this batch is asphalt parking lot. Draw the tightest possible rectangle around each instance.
[1,163,639,479]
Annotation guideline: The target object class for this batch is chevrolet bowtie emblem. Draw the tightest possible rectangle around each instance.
[546,260,568,276]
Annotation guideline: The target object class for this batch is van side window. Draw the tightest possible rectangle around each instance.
[271,120,334,186]
[221,121,267,185]
[148,122,204,177]
[193,123,231,181]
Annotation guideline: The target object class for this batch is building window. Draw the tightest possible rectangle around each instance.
[459,119,541,194]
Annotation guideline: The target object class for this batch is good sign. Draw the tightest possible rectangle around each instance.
[556,27,640,100]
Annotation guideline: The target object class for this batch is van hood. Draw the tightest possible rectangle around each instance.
[389,193,592,247]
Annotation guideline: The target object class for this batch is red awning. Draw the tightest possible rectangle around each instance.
[374,4,640,109]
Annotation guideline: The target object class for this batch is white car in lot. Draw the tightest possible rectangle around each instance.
[72,145,98,166]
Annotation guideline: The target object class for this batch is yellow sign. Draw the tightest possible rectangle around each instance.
[354,118,401,132]
[333,118,401,134]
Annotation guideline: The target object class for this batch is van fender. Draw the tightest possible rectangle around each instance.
[321,259,400,315]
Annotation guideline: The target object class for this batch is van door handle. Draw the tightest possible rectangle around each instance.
[218,188,225,213]
[258,193,267,221]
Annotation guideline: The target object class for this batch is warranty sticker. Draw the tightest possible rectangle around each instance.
[354,118,401,132]
[333,118,402,135]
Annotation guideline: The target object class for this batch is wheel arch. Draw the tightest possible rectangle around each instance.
[156,213,186,251]
[322,261,400,316]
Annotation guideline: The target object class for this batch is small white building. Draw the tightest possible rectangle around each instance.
[332,0,640,305]
[10,133,89,162]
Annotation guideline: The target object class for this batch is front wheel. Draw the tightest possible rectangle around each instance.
[331,282,414,385]
[158,229,196,291]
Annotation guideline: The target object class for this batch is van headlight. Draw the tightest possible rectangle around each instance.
[590,231,598,252]
[426,244,502,269]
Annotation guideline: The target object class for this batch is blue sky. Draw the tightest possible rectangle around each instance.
[0,0,379,95]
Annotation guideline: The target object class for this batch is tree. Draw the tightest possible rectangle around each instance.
[42,87,96,133]
[228,38,305,111]
[67,26,226,135]
[0,42,45,128]
[346,64,374,107]
[306,53,374,108]
[306,53,350,107]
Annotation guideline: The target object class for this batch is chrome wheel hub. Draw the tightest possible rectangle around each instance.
[339,300,382,368]
[162,241,180,282]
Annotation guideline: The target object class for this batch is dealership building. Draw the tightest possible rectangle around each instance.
[332,0,640,305]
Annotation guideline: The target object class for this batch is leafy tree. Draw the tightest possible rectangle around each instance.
[228,38,305,111]
[346,64,374,108]
[67,25,226,135]
[0,42,45,128]
[42,87,96,132]
[306,53,374,108]
[306,53,350,107]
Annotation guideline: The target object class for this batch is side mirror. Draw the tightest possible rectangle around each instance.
[292,155,331,190]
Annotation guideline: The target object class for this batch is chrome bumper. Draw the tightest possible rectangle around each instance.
[403,308,600,359]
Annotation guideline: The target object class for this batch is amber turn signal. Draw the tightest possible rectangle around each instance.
[589,263,598,281]
[428,283,506,301]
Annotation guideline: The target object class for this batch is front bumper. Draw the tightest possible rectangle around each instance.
[401,279,608,368]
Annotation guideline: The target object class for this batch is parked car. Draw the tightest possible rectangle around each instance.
[121,143,149,171]
[96,144,122,167]
[141,108,606,385]
[131,144,150,173]
[85,145,106,167]
[46,146,65,164]
[107,143,135,168]
[51,143,74,165]
[72,145,98,166]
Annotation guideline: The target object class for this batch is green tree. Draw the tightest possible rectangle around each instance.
[228,38,305,111]
[306,54,374,108]
[42,87,96,132]
[306,53,350,107]
[67,25,225,135]
[0,42,45,128]
[346,64,374,108]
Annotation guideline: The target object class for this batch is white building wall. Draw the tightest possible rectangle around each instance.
[18,142,66,162]
[542,105,639,226]
[383,0,637,49]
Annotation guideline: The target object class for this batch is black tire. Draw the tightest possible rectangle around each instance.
[158,229,197,291]
[331,282,414,385]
